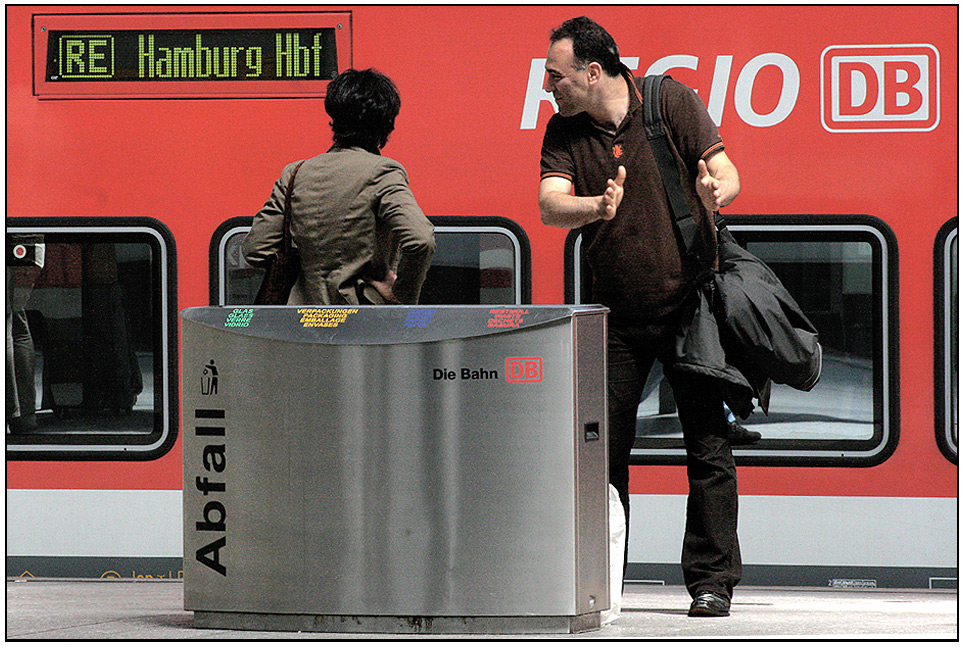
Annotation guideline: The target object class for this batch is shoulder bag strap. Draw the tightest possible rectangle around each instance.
[282,160,306,254]
[643,75,702,260]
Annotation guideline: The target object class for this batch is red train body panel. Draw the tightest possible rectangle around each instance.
[5,5,957,586]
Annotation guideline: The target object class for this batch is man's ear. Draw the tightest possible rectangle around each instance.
[586,61,604,85]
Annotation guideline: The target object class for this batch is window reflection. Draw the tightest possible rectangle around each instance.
[6,225,171,458]
[219,223,525,306]
[949,233,959,453]
[565,218,896,464]
[936,222,958,462]
[419,231,519,305]
[634,239,876,444]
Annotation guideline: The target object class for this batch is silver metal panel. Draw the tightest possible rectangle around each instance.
[182,305,608,631]
[193,610,601,635]
[573,311,608,615]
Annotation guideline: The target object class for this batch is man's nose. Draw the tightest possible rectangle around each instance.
[543,76,554,92]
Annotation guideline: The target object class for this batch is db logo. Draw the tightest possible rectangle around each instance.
[822,44,940,132]
[506,357,542,383]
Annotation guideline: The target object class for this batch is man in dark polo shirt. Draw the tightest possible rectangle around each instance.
[538,16,742,617]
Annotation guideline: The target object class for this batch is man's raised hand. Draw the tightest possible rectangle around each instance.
[599,165,627,220]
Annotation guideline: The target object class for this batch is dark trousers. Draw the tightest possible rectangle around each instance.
[6,266,38,423]
[608,312,742,599]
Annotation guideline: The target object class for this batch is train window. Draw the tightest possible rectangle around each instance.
[211,216,531,306]
[565,215,899,466]
[935,219,958,463]
[5,218,178,460]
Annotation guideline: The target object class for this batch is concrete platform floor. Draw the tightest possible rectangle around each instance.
[5,579,957,640]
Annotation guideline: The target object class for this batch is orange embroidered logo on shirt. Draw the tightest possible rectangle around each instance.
[613,144,624,159]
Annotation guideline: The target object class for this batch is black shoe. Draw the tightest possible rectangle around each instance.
[688,591,731,617]
[727,420,761,446]
[8,415,38,434]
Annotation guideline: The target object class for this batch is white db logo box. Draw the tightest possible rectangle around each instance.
[821,44,940,132]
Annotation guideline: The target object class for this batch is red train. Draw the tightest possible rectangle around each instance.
[6,5,957,588]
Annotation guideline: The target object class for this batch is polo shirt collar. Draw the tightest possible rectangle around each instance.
[588,68,642,135]
[623,68,643,118]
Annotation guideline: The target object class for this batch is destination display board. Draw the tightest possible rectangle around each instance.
[34,12,350,98]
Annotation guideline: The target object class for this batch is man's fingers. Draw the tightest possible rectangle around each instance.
[697,159,709,179]
[599,167,626,221]
[614,165,627,186]
[697,159,720,194]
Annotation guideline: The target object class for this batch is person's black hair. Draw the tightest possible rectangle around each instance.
[549,16,623,78]
[325,68,401,153]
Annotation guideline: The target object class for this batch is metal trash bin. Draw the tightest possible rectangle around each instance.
[180,305,609,634]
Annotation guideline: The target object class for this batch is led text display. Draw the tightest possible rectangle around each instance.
[45,29,338,82]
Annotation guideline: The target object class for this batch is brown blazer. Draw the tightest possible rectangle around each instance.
[243,146,435,305]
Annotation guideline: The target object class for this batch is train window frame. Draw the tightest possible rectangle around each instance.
[5,217,178,461]
[934,218,958,464]
[564,214,900,467]
[210,215,531,306]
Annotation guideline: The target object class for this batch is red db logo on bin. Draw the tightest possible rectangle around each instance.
[506,357,543,383]
[822,44,940,132]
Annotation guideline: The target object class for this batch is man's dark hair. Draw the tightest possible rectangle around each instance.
[549,16,623,77]
[325,68,401,153]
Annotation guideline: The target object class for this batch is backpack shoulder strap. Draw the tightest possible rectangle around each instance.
[642,75,701,259]
[643,74,666,139]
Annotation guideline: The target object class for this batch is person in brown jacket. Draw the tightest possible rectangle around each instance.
[243,68,435,305]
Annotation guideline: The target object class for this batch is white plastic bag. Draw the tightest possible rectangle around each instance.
[600,484,626,625]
